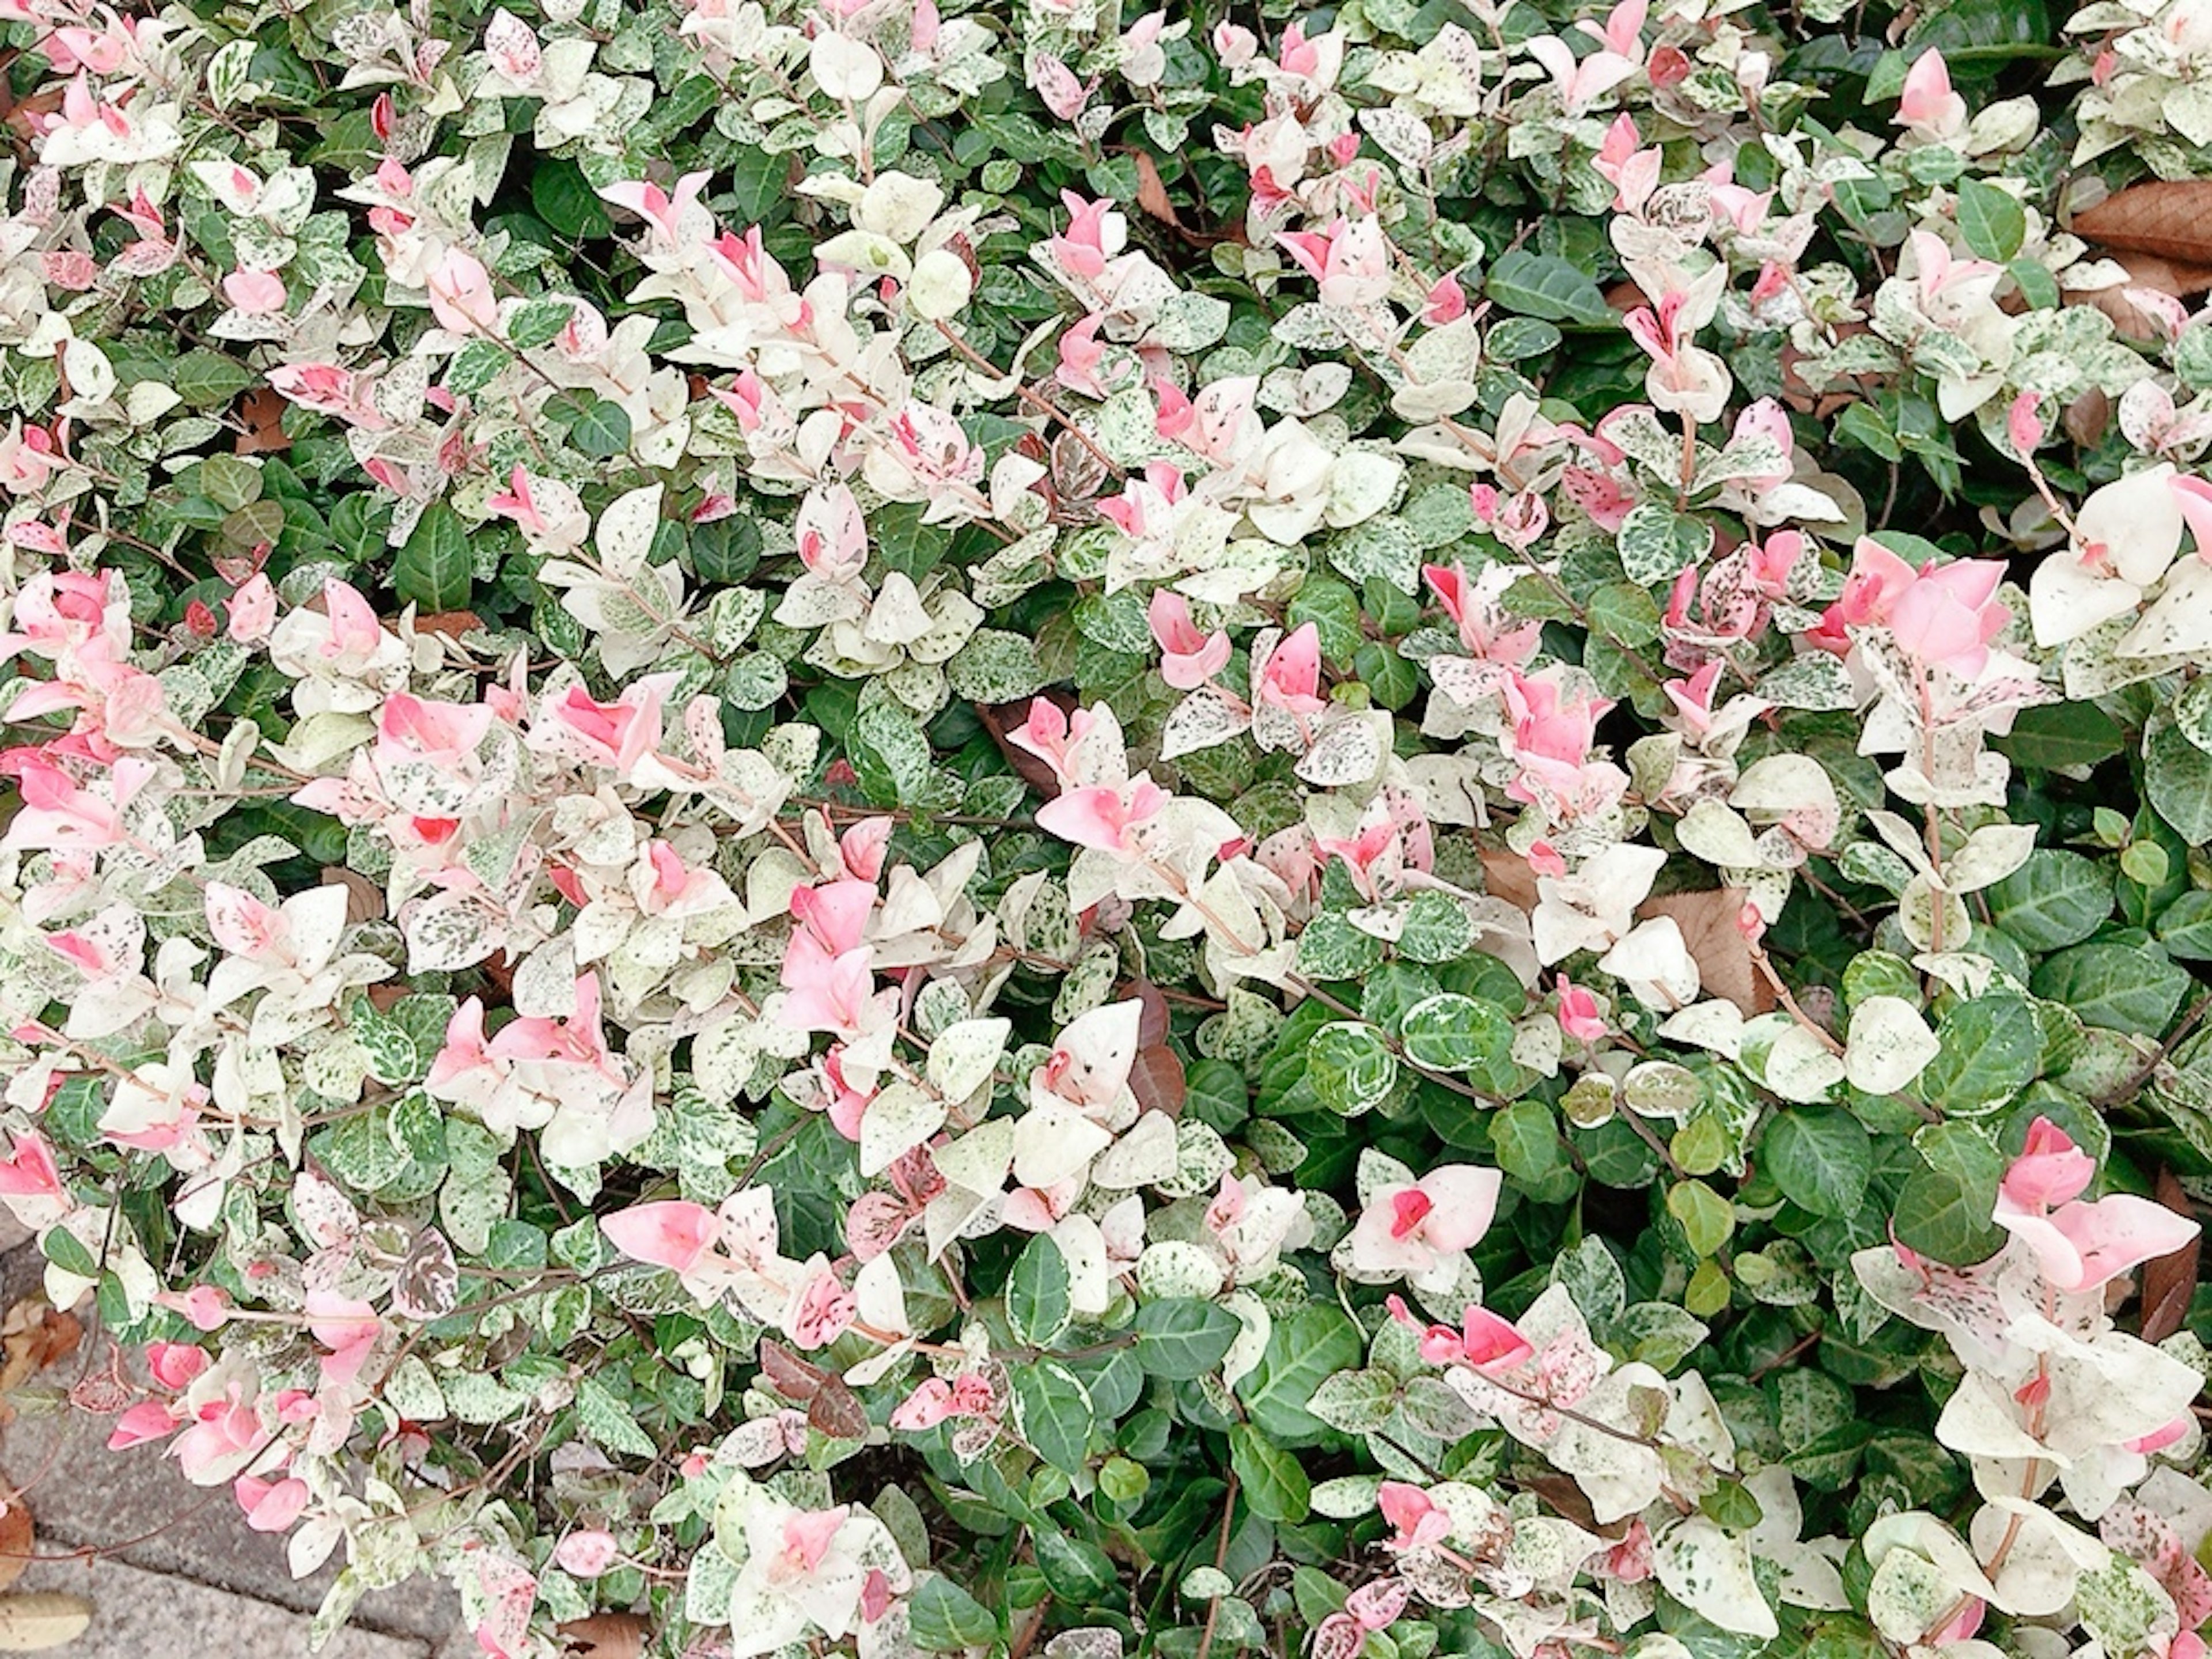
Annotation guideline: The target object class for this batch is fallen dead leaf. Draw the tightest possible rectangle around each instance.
[321,866,386,926]
[0,1493,32,1594]
[2073,180,2212,267]
[0,1301,81,1410]
[560,1613,648,1659]
[2077,250,2212,341]
[2141,1168,2200,1344]
[1635,888,1777,1018]
[0,1590,90,1652]
[1128,1044,1186,1120]
[233,385,290,456]
[1131,151,1183,230]
[1478,846,1541,913]
[414,610,483,639]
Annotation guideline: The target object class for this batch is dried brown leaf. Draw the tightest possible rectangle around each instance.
[0,1494,32,1594]
[2141,1168,2200,1343]
[0,1302,80,1399]
[1636,888,1777,1018]
[321,866,386,926]
[2076,250,2212,341]
[560,1613,649,1659]
[233,385,290,456]
[1478,846,1540,913]
[759,1339,824,1403]
[415,610,483,639]
[2073,181,2212,266]
[0,1591,90,1652]
[1128,1046,1185,1120]
[806,1376,869,1441]
[1131,151,1183,229]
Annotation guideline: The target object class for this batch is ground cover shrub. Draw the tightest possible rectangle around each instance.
[6,0,2212,1654]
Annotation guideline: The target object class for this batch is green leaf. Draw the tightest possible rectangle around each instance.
[1007,1233,1072,1349]
[1399,993,1511,1073]
[1995,700,2129,771]
[394,501,472,612]
[41,1227,96,1279]
[1236,1305,1363,1446]
[1133,1299,1240,1380]
[2032,942,2191,1034]
[1955,179,2026,260]
[1491,1100,1568,1184]
[1666,1178,1734,1256]
[1919,994,2041,1115]
[1884,1132,2008,1274]
[574,1377,657,1458]
[1616,502,1715,587]
[173,350,257,409]
[1985,851,2113,950]
[530,159,613,241]
[1297,911,1387,981]
[1485,249,1615,327]
[1835,402,1902,461]
[507,300,574,351]
[1396,890,1474,964]
[1763,1108,1873,1218]
[726,146,793,224]
[1230,1425,1311,1523]
[1891,1165,2005,1267]
[1011,1361,1095,1474]
[566,397,632,459]
[908,1577,1001,1650]
[1699,1479,1766,1534]
[2149,724,2212,845]
[2157,891,2212,960]
[2009,257,2062,310]
[1308,1021,1400,1115]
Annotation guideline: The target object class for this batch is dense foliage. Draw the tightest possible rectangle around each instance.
[9,0,2212,1654]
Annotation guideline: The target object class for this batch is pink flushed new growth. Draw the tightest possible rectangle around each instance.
[1036,779,1168,857]
[1147,590,1232,691]
[1275,216,1390,308]
[1425,562,1542,669]
[1820,539,2010,676]
[1992,1117,2199,1294]
[1500,670,1621,815]
[1048,192,1122,281]
[1349,1165,1502,1284]
[1256,622,1327,717]
[1389,1294,1536,1373]
[1377,1482,1452,1552]
[1897,47,1967,142]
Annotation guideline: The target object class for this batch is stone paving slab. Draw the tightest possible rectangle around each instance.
[0,1241,463,1656]
[1,1395,464,1652]
[8,1551,427,1658]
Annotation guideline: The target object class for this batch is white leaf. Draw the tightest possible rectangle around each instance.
[595,483,664,577]
[1013,1103,1114,1190]
[2122,556,2212,658]
[1763,1024,1846,1103]
[1844,995,1939,1094]
[926,1017,1009,1105]
[1655,1517,1779,1641]
[1091,1111,1179,1189]
[1296,713,1386,787]
[1677,800,1764,868]
[1941,824,2038,893]
[1160,687,1251,760]
[859,1080,946,1177]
